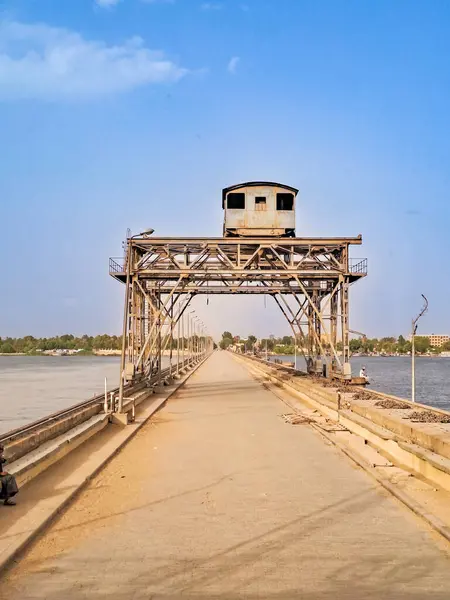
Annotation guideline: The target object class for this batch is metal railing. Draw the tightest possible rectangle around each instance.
[349,258,368,275]
[109,257,125,274]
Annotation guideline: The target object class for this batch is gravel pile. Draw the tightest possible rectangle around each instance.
[374,399,411,410]
[408,410,450,423]
[352,390,375,402]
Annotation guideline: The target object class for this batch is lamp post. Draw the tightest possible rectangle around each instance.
[176,311,180,376]
[294,334,297,371]
[181,311,185,368]
[200,321,206,357]
[189,311,195,364]
[411,294,428,403]
[194,317,202,360]
[193,318,198,361]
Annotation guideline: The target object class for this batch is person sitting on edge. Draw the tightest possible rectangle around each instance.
[359,366,368,382]
[0,445,19,506]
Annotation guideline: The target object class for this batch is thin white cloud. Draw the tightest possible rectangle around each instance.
[227,56,240,74]
[0,20,188,101]
[201,2,223,10]
[95,0,121,7]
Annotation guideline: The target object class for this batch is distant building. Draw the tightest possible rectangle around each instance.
[421,334,450,348]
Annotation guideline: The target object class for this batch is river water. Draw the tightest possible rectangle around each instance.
[0,355,173,435]
[0,356,121,434]
[270,355,450,412]
[1,354,449,436]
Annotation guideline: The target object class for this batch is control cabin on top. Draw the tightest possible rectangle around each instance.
[222,181,298,237]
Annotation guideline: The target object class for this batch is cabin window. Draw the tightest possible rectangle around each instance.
[255,196,267,211]
[276,193,294,210]
[227,193,245,209]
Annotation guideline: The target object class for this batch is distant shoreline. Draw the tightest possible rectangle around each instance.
[0,352,121,357]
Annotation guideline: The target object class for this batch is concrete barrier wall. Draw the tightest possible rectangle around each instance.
[236,353,450,493]
[5,404,103,464]
[4,355,211,491]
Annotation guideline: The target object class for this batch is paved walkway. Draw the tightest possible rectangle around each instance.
[3,352,450,599]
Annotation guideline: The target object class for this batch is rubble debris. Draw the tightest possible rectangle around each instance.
[281,413,313,425]
[352,390,375,402]
[408,411,450,423]
[374,399,411,410]
[322,381,338,388]
[337,387,351,394]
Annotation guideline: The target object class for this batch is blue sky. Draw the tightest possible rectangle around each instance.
[1,0,449,340]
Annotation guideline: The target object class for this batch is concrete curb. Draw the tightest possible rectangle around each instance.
[238,355,450,546]
[311,426,450,545]
[0,355,211,575]
[236,354,450,493]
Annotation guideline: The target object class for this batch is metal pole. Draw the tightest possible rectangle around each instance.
[411,294,428,403]
[188,314,191,364]
[157,289,162,386]
[104,377,108,413]
[189,311,195,364]
[294,336,297,371]
[412,324,416,403]
[177,312,180,375]
[169,302,173,376]
[118,241,132,413]
[182,312,185,367]
[194,319,198,361]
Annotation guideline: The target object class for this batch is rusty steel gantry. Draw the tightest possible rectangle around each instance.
[110,234,367,409]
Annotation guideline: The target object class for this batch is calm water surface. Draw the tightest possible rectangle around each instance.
[2,354,450,436]
[0,356,121,434]
[270,355,450,412]
[0,355,178,434]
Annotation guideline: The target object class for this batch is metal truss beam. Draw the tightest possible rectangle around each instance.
[111,236,367,398]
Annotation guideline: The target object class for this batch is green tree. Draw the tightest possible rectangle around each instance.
[414,336,430,354]
[350,339,362,352]
[0,342,14,353]
[261,338,275,351]
[219,337,233,350]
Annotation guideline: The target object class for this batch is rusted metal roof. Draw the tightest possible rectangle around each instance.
[222,181,299,207]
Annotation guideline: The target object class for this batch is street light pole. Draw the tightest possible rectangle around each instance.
[294,334,297,371]
[181,312,185,368]
[189,311,195,364]
[176,311,180,376]
[411,294,428,403]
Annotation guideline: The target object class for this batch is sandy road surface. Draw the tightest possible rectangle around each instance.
[2,352,450,599]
